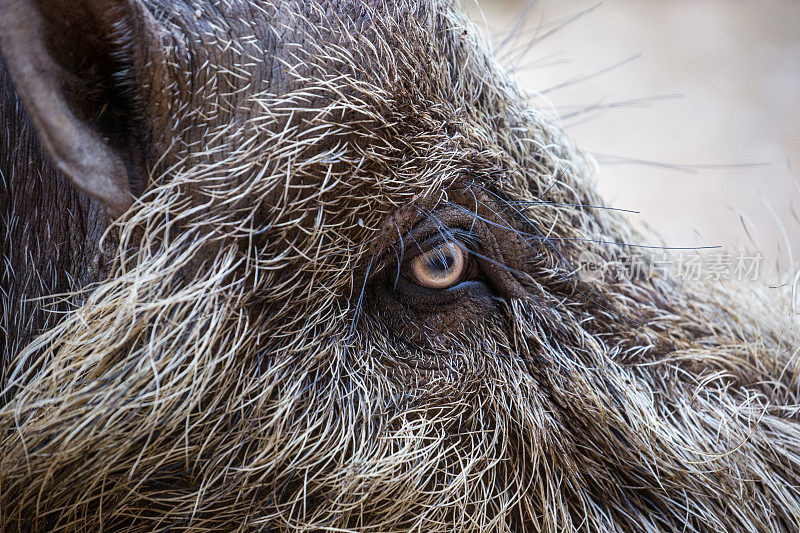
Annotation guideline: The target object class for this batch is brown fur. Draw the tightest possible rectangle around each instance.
[1,1,799,531]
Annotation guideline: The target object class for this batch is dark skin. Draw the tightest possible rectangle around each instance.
[0,0,169,382]
[0,54,111,380]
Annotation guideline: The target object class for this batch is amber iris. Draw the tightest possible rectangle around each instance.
[410,241,468,289]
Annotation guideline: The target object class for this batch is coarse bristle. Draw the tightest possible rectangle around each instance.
[1,1,799,531]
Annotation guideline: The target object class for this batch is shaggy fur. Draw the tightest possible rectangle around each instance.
[2,0,800,531]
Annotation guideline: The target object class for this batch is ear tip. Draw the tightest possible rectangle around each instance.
[107,195,134,219]
[57,157,134,218]
[49,147,135,217]
[71,182,133,218]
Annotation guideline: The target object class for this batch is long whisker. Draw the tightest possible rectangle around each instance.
[447,199,718,251]
[592,153,771,174]
[345,251,375,354]
[461,184,644,324]
[393,222,404,291]
[537,54,641,96]
[505,200,640,214]
[417,200,630,325]
[419,209,533,281]
[494,0,540,53]
[500,3,603,65]
[558,94,684,122]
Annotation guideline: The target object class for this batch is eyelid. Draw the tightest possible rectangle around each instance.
[381,225,482,291]
[402,229,480,259]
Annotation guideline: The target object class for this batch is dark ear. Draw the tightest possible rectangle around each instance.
[0,0,161,216]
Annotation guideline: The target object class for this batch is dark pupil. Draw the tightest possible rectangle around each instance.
[426,250,454,273]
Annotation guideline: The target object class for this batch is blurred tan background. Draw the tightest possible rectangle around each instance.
[464,0,800,280]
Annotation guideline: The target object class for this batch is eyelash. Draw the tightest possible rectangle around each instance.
[407,241,470,289]
[396,231,481,291]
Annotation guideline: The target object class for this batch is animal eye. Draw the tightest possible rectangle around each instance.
[409,241,469,289]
